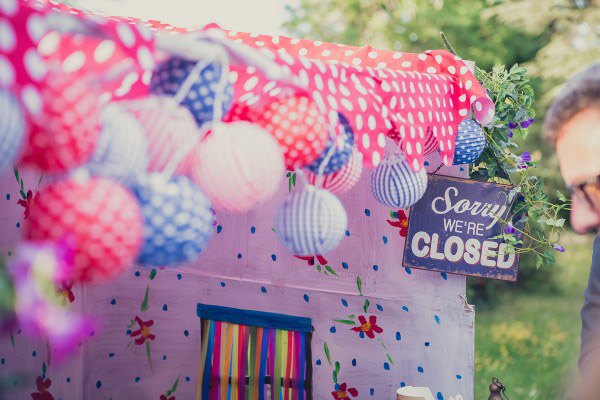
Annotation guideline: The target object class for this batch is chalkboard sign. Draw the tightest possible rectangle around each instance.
[403,175,520,281]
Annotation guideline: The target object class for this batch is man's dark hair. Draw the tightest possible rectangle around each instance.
[544,63,600,144]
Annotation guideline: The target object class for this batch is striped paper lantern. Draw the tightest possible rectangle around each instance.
[131,174,214,266]
[306,113,354,175]
[305,148,363,194]
[275,186,348,256]
[122,96,198,175]
[452,118,486,165]
[150,58,234,127]
[192,122,284,213]
[371,153,428,208]
[87,104,149,184]
[0,90,27,172]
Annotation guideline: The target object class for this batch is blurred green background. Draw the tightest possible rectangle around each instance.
[283,0,600,398]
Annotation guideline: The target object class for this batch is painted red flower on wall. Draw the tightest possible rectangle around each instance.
[18,190,40,220]
[130,316,156,345]
[387,210,409,237]
[351,315,383,339]
[294,255,328,266]
[57,280,75,305]
[331,382,358,399]
[31,376,54,400]
[160,395,176,400]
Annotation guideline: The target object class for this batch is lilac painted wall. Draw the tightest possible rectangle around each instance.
[0,153,474,400]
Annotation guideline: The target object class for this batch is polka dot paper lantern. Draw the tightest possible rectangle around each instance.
[256,96,329,170]
[305,148,363,194]
[86,104,149,184]
[452,118,486,165]
[25,176,143,282]
[400,127,438,156]
[123,96,198,174]
[275,186,348,256]
[20,73,101,172]
[150,58,234,126]
[192,121,284,213]
[0,89,27,172]
[306,113,354,175]
[131,174,214,266]
[371,153,428,208]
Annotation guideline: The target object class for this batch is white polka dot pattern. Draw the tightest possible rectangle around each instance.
[305,147,363,194]
[452,118,486,165]
[371,153,428,208]
[0,89,26,172]
[275,186,348,256]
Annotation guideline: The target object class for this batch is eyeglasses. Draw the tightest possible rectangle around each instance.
[567,175,600,211]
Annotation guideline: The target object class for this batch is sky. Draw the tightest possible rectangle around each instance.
[75,0,290,35]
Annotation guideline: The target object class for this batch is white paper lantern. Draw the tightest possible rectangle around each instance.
[0,89,27,171]
[275,186,348,256]
[87,104,149,183]
[305,148,363,194]
[452,118,486,165]
[371,153,428,208]
[192,121,284,213]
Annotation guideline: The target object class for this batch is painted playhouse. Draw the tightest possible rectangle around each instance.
[0,1,503,399]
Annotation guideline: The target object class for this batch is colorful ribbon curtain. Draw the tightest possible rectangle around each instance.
[196,304,312,400]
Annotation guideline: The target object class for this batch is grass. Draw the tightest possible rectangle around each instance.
[474,233,595,399]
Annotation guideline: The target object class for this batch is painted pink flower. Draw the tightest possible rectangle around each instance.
[387,210,409,237]
[31,376,54,400]
[294,255,328,266]
[130,316,156,345]
[57,281,75,305]
[18,190,40,220]
[332,382,358,399]
[160,395,176,400]
[351,315,383,339]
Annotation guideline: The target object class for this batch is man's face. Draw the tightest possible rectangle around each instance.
[556,108,600,234]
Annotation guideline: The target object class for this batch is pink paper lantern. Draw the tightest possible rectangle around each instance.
[25,176,144,283]
[305,148,363,194]
[121,96,199,175]
[256,96,329,170]
[192,121,284,213]
[20,72,101,172]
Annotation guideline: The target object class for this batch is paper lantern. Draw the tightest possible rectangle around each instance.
[25,176,143,282]
[122,96,198,174]
[275,186,348,256]
[130,174,214,266]
[20,73,101,172]
[256,96,329,170]
[0,89,27,172]
[306,113,354,174]
[86,104,149,183]
[192,121,284,213]
[305,148,363,194]
[452,118,486,165]
[150,58,234,126]
[371,153,428,208]
[400,127,438,156]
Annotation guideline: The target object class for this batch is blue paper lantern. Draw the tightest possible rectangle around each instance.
[130,174,214,266]
[371,153,428,208]
[0,89,26,171]
[150,57,234,127]
[452,118,486,165]
[275,186,348,256]
[306,113,354,175]
[87,104,149,184]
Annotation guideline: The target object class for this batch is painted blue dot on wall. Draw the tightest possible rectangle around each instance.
[373,264,379,271]
[250,226,256,234]
[303,294,309,303]
[316,359,321,366]
[384,362,390,370]
[1,358,5,365]
[216,225,222,233]
[7,251,12,257]
[66,377,71,383]
[370,388,375,396]
[376,304,383,311]
[396,332,401,341]
[424,161,430,166]
[6,194,9,200]
[351,358,356,366]
[163,355,167,360]
[441,272,448,280]
[345,230,350,236]
[425,342,430,347]
[96,381,102,389]
[16,222,20,228]
[184,330,189,337]
[364,208,371,216]
[382,236,388,244]
[359,331,365,339]
[32,351,36,357]
[110,299,116,305]
[271,254,277,261]
[434,315,441,325]
[126,330,132,335]
[418,366,424,373]
[13,380,17,386]
[400,382,406,387]
[342,262,348,269]
[220,282,226,287]
[459,167,465,171]
[109,353,114,358]
[341,299,348,307]
[405,267,412,274]
[437,392,444,400]
[330,326,336,333]
[334,383,340,391]
[135,377,140,383]
[162,304,168,311]
[456,374,462,379]
[177,273,182,280]
[237,253,242,259]
[261,286,267,293]
[135,271,141,277]
[402,306,409,312]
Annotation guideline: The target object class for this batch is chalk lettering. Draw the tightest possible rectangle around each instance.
[431,187,507,229]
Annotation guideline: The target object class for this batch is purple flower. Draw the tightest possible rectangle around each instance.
[552,243,566,253]
[518,151,531,169]
[507,122,519,129]
[520,118,535,128]
[504,222,516,234]
[507,129,514,138]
